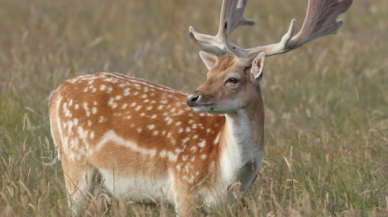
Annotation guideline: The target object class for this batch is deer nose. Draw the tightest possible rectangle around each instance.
[186,95,200,107]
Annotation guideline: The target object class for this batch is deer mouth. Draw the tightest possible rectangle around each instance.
[192,103,213,113]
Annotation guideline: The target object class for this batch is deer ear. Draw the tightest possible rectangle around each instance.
[251,52,265,82]
[199,51,217,70]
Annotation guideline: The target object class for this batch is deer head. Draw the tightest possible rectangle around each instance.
[187,53,264,114]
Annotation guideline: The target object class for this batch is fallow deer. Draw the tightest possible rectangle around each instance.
[49,0,352,215]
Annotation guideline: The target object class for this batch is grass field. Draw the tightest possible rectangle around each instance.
[1,0,387,216]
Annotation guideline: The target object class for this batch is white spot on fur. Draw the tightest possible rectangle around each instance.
[168,152,177,161]
[108,98,118,109]
[77,126,88,141]
[83,102,89,111]
[124,88,130,96]
[182,137,190,144]
[214,133,221,144]
[190,146,197,152]
[198,140,206,148]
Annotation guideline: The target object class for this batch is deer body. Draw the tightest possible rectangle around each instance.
[50,69,264,214]
[49,0,352,215]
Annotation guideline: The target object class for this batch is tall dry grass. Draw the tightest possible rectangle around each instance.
[0,0,387,216]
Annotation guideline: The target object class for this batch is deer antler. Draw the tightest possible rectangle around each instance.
[190,0,353,63]
[189,0,255,57]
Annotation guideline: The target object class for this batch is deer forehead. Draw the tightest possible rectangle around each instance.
[207,56,248,79]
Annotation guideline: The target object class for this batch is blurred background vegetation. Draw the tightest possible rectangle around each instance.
[0,0,387,216]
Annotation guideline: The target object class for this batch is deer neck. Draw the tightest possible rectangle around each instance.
[218,87,264,184]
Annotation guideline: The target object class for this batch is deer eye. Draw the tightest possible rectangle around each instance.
[227,77,240,84]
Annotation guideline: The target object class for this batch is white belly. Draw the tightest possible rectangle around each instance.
[99,169,175,203]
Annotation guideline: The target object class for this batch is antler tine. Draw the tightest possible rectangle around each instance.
[218,0,257,60]
[290,0,352,48]
[189,32,227,56]
[220,21,248,59]
[189,0,255,56]
[217,0,256,37]
[245,0,353,61]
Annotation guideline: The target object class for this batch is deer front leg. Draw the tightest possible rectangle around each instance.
[237,159,262,195]
[173,184,197,217]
